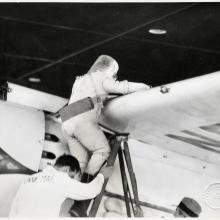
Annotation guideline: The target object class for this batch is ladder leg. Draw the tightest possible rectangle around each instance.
[118,147,131,217]
[123,140,144,217]
[89,136,121,217]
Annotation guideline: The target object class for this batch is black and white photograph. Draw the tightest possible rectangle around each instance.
[1,1,220,218]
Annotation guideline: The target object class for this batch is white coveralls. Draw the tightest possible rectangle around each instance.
[9,166,104,217]
[62,55,149,175]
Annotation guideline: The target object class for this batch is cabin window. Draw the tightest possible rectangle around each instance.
[45,133,59,142]
[0,148,34,174]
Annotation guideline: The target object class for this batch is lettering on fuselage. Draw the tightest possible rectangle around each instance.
[166,123,220,154]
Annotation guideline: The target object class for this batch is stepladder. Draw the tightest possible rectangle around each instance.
[88,127,144,217]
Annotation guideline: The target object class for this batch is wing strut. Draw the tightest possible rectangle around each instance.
[88,129,143,217]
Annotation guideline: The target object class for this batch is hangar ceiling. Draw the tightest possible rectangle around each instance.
[1,2,220,98]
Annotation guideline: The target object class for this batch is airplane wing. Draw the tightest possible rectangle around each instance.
[7,83,68,113]
[99,71,220,217]
[100,70,220,166]
[0,101,45,171]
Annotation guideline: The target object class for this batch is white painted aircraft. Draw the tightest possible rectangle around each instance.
[1,71,220,217]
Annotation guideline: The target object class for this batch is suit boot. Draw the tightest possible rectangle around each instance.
[69,173,94,217]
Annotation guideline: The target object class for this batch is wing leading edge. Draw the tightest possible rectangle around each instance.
[100,71,220,165]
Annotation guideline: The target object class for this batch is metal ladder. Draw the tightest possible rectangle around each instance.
[88,129,143,217]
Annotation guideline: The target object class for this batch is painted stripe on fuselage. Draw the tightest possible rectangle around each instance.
[167,123,220,154]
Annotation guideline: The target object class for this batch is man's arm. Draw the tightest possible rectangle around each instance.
[61,166,113,200]
[102,78,150,95]
[63,173,105,200]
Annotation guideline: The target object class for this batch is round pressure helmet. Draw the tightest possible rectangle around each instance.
[87,55,119,78]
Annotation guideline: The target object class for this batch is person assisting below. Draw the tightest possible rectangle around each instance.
[174,197,202,218]
[9,154,112,217]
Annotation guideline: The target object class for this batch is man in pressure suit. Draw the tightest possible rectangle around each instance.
[62,55,150,216]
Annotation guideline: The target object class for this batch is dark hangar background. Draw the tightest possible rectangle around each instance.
[1,2,220,98]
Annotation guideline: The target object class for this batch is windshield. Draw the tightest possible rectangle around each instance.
[0,148,34,175]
